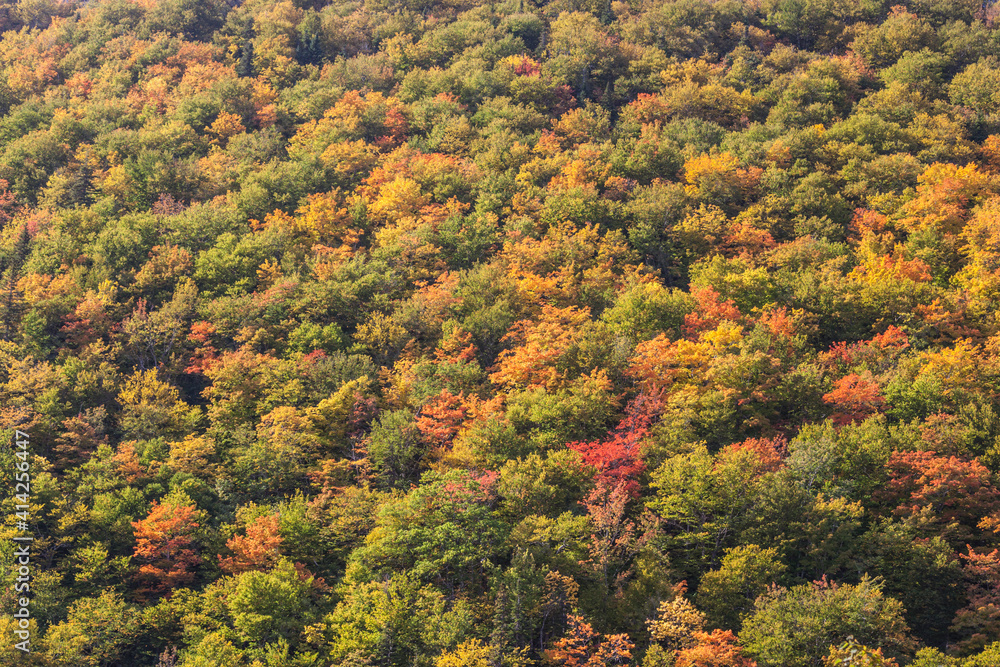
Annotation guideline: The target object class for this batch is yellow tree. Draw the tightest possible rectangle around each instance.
[118,369,199,440]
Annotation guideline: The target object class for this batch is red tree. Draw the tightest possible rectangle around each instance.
[876,451,1000,546]
[581,481,639,598]
[819,327,909,374]
[415,389,469,450]
[568,393,662,496]
[951,546,1000,653]
[53,410,107,470]
[183,321,219,374]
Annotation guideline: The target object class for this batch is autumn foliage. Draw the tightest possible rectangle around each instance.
[877,451,1000,545]
[131,501,202,596]
[823,372,886,426]
[568,394,661,496]
[676,630,757,667]
[544,615,634,666]
[219,513,283,575]
[8,0,1000,664]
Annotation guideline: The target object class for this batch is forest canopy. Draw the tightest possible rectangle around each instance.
[2,0,1000,664]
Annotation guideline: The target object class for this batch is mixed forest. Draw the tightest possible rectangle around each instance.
[5,0,1000,664]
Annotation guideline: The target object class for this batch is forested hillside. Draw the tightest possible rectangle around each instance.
[3,0,1000,664]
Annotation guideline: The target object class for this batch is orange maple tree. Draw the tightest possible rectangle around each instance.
[675,629,757,667]
[823,371,886,426]
[219,513,283,575]
[544,614,634,666]
[131,501,202,596]
[876,451,1000,546]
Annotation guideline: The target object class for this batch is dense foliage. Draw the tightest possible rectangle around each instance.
[3,0,1000,664]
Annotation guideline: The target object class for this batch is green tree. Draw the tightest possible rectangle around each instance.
[739,576,916,667]
[696,544,787,631]
[366,409,426,488]
[42,590,140,666]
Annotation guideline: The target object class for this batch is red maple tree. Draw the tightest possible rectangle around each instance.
[568,393,662,496]
[876,451,1000,545]
[718,436,788,476]
[951,546,1000,653]
[415,388,469,449]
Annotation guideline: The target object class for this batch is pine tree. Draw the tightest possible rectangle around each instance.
[236,21,255,78]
